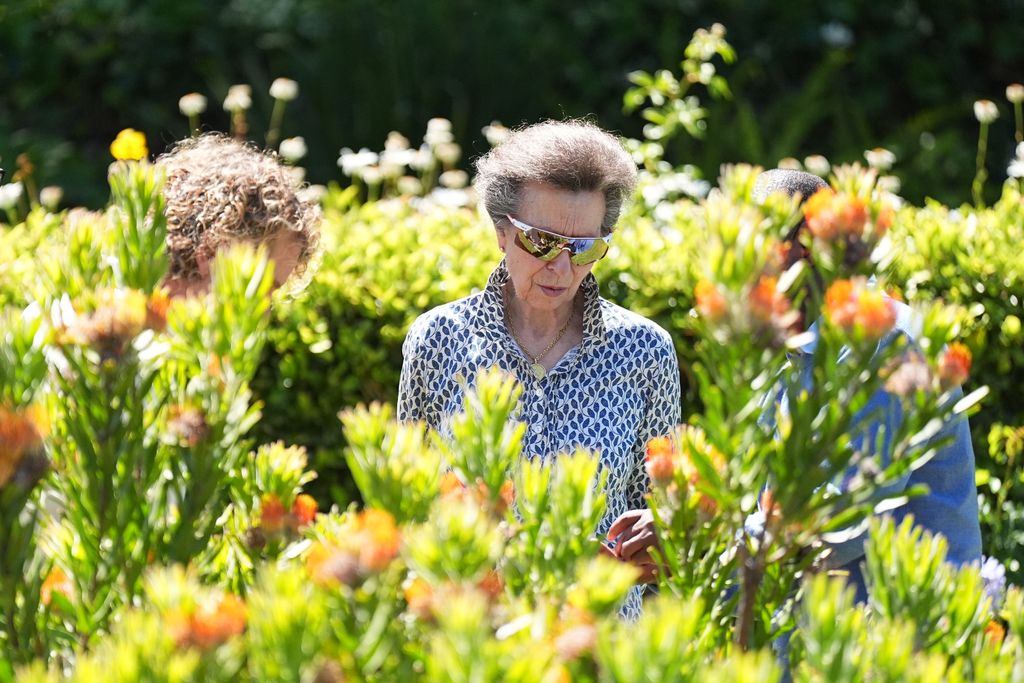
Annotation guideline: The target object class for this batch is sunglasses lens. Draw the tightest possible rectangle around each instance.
[569,239,609,265]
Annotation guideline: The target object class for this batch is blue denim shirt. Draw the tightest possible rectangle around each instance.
[768,300,982,600]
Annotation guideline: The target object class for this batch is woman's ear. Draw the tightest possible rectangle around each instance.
[195,250,212,281]
[495,225,507,253]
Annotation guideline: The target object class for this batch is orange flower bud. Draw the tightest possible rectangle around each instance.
[645,436,677,485]
[938,343,972,388]
[189,593,246,649]
[404,576,435,618]
[824,279,895,340]
[853,290,896,340]
[477,570,504,600]
[41,566,74,608]
[695,279,727,321]
[259,494,286,534]
[291,493,318,527]
[984,619,1006,646]
[357,509,401,572]
[439,471,465,498]
[0,404,48,488]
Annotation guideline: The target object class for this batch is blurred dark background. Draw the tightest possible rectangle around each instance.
[1,0,1022,208]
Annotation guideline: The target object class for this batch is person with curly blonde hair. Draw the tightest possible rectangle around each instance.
[156,134,320,297]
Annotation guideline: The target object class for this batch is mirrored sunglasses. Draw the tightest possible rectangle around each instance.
[504,214,611,265]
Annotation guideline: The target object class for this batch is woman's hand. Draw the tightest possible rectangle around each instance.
[606,508,664,583]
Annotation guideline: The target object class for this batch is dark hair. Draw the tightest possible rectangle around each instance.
[473,119,637,235]
[157,133,320,282]
[752,169,830,204]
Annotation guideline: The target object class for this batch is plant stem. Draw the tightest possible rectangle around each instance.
[972,122,990,207]
[735,536,766,650]
[266,98,286,150]
[1015,102,1023,145]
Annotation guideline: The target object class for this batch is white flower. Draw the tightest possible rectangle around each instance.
[39,186,63,210]
[409,144,435,171]
[427,187,471,208]
[1008,143,1024,178]
[279,136,307,162]
[1007,84,1024,105]
[974,99,999,124]
[426,117,451,134]
[285,166,306,187]
[384,131,410,151]
[297,184,327,204]
[360,166,383,185]
[439,169,468,189]
[777,157,802,170]
[379,147,416,170]
[803,155,831,177]
[877,175,901,195]
[0,181,24,210]
[269,77,299,102]
[482,121,510,147]
[223,84,252,111]
[398,176,423,196]
[178,93,208,117]
[864,147,896,171]
[434,142,461,166]
[337,147,379,176]
[425,117,454,146]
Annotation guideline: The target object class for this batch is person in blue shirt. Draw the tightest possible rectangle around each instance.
[609,168,982,602]
[749,168,982,601]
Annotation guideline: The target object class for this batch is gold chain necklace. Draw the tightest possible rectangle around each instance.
[503,289,574,380]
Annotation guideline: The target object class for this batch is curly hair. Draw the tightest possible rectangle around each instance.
[473,119,637,236]
[157,134,320,283]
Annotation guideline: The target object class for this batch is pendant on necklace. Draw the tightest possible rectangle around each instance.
[531,363,546,380]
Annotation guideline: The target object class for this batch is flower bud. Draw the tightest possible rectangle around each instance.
[974,99,999,124]
[178,92,207,117]
[269,77,298,101]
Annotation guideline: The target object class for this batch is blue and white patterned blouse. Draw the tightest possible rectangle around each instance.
[398,260,681,618]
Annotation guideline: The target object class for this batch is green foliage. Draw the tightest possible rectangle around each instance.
[863,516,990,654]
[341,402,442,524]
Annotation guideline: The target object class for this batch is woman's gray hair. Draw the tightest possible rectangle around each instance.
[473,119,638,236]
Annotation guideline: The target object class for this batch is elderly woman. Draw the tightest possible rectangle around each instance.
[397,119,681,617]
[157,134,320,297]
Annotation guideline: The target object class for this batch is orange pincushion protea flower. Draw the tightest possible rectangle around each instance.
[41,566,74,608]
[984,619,1006,646]
[677,426,726,515]
[645,436,677,485]
[291,493,318,527]
[166,405,210,448]
[403,576,435,618]
[695,279,728,321]
[0,404,48,488]
[188,593,247,649]
[145,289,171,332]
[357,508,401,571]
[439,471,464,498]
[824,279,896,341]
[803,189,870,241]
[259,494,287,534]
[477,570,504,600]
[440,471,514,513]
[938,343,972,388]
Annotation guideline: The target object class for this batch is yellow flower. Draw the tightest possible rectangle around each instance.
[110,128,148,161]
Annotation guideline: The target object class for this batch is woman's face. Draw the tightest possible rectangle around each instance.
[165,231,303,299]
[497,181,606,314]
